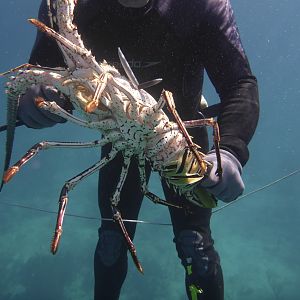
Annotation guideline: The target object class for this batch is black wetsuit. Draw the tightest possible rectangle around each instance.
[29,1,259,299]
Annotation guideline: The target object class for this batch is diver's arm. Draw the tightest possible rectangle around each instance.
[200,0,259,166]
[18,0,68,128]
[29,0,65,67]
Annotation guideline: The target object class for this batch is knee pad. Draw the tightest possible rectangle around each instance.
[95,229,127,266]
[175,230,218,278]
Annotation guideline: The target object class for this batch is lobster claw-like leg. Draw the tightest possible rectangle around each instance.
[111,205,143,274]
[136,153,182,209]
[163,90,223,178]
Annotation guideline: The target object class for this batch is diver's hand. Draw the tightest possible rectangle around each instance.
[200,149,245,202]
[17,84,69,129]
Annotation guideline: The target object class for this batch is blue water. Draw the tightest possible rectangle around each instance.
[1,1,300,299]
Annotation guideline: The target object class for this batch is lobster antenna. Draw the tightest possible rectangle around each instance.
[117,47,163,90]
[117,47,140,89]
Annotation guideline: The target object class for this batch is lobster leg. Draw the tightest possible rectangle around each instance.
[85,72,109,113]
[183,118,222,177]
[51,142,126,254]
[108,151,144,273]
[0,69,66,192]
[110,150,131,206]
[2,133,120,184]
[137,154,182,209]
[162,90,216,178]
[36,97,116,130]
[29,18,103,74]
[0,63,66,76]
[111,205,143,274]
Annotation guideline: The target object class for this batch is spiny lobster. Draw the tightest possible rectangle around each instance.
[0,0,222,273]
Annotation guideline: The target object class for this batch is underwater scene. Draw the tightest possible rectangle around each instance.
[0,0,299,299]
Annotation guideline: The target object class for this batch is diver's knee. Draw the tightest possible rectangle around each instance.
[174,230,219,277]
[95,228,127,266]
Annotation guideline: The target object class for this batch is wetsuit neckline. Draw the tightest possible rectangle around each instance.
[113,0,154,18]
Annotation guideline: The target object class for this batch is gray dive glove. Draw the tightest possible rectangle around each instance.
[200,149,245,202]
[17,84,70,128]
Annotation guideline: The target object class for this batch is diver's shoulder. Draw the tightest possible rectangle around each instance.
[154,0,233,21]
[202,0,236,22]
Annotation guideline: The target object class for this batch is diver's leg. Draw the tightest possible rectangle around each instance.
[162,180,224,300]
[94,228,127,300]
[94,143,151,300]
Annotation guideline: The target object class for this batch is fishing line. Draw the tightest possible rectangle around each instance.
[0,168,299,225]
[212,168,300,214]
[0,120,24,132]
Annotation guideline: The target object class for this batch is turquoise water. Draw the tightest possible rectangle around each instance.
[1,1,300,299]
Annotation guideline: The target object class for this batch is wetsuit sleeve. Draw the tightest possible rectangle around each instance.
[29,0,65,67]
[198,0,259,166]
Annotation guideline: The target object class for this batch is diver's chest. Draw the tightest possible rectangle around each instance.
[80,13,185,74]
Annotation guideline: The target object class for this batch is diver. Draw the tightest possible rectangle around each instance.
[17,0,259,299]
